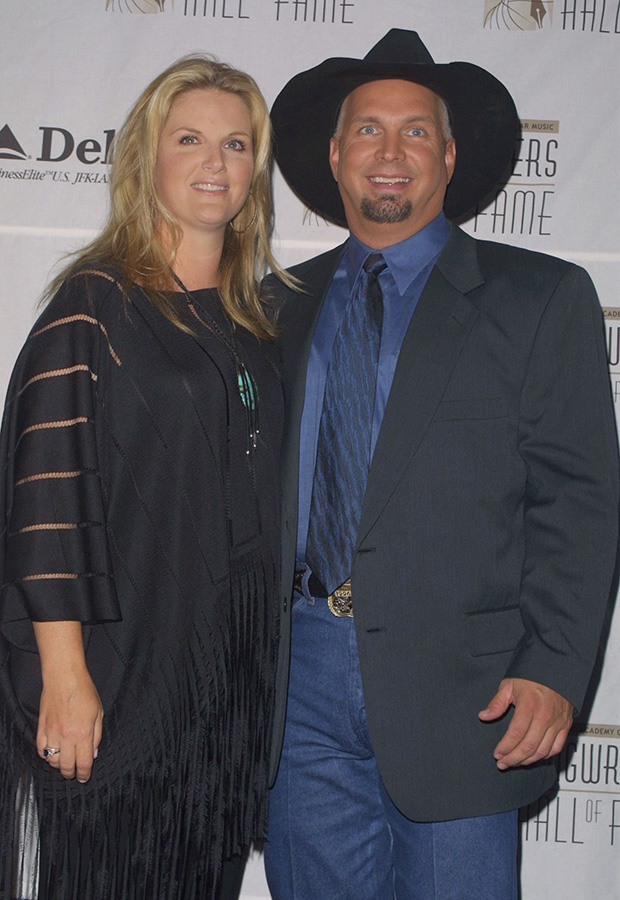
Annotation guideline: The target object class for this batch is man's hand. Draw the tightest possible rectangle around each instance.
[478,677,573,770]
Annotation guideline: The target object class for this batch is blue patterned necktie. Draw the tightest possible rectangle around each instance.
[306,253,387,593]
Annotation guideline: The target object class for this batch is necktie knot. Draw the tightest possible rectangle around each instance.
[362,253,386,331]
[363,253,387,279]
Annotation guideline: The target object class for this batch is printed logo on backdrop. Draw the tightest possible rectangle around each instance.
[0,123,114,186]
[181,0,354,21]
[181,0,250,18]
[470,119,558,238]
[104,0,253,17]
[484,0,552,29]
[103,0,355,21]
[484,0,620,31]
[520,723,620,848]
[0,125,28,161]
[273,0,354,23]
[105,0,166,11]
[560,0,620,32]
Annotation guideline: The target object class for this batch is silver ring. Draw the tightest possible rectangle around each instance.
[43,746,60,758]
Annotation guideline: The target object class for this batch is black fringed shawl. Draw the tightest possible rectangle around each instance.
[0,270,282,900]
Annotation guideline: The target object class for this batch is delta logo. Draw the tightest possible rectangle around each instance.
[0,123,115,165]
[0,125,28,161]
[484,0,552,28]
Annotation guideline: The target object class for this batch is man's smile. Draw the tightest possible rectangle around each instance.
[369,176,411,185]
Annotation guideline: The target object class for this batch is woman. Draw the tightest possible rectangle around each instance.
[0,55,289,900]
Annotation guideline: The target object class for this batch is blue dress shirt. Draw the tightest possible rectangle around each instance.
[296,212,451,564]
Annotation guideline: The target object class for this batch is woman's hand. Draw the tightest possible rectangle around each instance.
[33,621,103,783]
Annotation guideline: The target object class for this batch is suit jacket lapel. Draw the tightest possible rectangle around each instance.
[358,226,484,542]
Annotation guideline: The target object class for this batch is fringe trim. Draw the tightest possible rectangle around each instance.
[0,547,277,900]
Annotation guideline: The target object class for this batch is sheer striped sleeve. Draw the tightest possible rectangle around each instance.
[0,272,121,650]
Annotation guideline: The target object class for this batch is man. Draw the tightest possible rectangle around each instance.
[264,29,619,899]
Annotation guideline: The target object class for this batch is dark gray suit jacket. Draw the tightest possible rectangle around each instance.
[266,224,619,821]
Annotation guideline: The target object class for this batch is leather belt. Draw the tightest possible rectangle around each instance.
[293,569,327,598]
[293,569,353,618]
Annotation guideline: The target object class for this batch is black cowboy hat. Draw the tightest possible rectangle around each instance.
[271,29,520,223]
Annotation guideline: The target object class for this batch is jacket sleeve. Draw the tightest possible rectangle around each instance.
[0,273,122,652]
[505,264,619,711]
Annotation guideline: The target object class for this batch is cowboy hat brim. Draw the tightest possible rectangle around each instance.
[271,31,520,223]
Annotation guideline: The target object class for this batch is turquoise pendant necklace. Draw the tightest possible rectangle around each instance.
[173,274,260,454]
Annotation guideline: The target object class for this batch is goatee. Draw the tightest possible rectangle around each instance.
[361,195,413,224]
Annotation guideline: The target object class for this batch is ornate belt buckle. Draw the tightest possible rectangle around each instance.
[328,579,353,617]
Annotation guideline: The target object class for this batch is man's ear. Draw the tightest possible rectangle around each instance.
[329,136,340,183]
[445,138,456,184]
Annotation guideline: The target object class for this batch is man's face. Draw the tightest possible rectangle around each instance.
[329,79,456,248]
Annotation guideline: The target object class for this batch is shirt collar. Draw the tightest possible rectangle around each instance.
[346,212,451,297]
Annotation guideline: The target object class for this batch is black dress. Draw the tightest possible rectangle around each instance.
[0,269,282,900]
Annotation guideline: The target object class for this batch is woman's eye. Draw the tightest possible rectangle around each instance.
[225,139,246,150]
[180,135,198,144]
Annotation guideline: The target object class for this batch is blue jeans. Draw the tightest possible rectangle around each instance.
[265,593,518,900]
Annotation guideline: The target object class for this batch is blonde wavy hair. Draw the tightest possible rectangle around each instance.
[46,54,291,338]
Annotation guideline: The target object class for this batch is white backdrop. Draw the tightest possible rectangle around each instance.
[1,1,619,897]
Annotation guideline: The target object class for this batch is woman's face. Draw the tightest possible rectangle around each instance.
[155,88,254,243]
